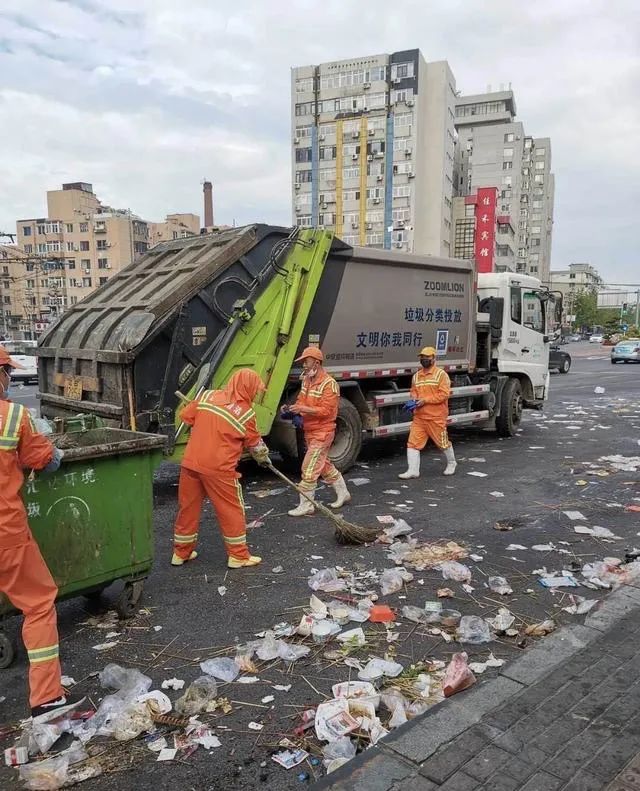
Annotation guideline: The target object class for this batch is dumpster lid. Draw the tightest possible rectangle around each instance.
[56,428,166,462]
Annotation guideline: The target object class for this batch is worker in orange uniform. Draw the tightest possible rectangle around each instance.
[172,368,271,569]
[0,348,81,721]
[284,346,351,516]
[399,346,457,479]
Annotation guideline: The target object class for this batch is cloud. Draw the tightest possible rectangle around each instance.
[1,0,639,282]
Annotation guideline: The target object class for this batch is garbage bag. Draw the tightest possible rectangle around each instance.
[19,755,70,790]
[457,615,492,644]
[488,576,513,595]
[443,652,476,697]
[438,561,472,582]
[322,736,357,761]
[199,657,240,682]
[175,676,218,715]
[99,664,152,698]
[379,569,404,595]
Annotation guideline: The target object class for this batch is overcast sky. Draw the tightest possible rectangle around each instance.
[1,0,638,283]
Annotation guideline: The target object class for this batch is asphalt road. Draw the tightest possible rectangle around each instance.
[1,342,639,790]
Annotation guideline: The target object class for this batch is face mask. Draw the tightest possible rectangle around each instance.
[303,362,319,379]
[421,359,434,369]
[0,370,10,398]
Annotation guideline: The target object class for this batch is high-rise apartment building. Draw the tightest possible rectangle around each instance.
[291,51,457,256]
[453,90,554,281]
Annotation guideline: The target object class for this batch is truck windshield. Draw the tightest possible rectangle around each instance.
[522,291,545,333]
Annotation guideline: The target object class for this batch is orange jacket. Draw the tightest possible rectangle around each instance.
[0,400,55,549]
[180,370,265,478]
[410,365,451,423]
[294,368,339,442]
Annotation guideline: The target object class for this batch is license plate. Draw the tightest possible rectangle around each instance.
[63,376,83,400]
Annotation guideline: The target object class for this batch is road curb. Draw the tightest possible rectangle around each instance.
[314,583,640,789]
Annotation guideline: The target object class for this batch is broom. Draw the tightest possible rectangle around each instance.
[265,462,381,545]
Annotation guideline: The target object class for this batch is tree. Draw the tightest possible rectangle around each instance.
[574,290,599,330]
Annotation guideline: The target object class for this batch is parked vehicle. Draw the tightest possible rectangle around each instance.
[611,339,640,364]
[569,334,582,342]
[4,342,38,384]
[589,334,604,343]
[549,345,572,374]
[36,225,562,470]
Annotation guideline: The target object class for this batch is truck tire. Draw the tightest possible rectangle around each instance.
[328,398,363,472]
[496,378,523,437]
[559,357,571,374]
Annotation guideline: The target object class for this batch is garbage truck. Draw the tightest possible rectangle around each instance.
[36,225,561,471]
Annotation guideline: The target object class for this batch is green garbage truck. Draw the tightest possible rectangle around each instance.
[36,225,560,470]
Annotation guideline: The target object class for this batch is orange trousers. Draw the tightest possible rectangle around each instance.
[0,538,63,708]
[173,467,251,561]
[300,436,340,492]
[407,418,451,451]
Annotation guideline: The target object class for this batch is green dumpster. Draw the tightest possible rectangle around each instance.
[0,425,165,668]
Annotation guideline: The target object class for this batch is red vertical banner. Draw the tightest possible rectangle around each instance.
[474,187,497,273]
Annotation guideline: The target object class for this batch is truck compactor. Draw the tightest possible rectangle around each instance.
[37,224,560,470]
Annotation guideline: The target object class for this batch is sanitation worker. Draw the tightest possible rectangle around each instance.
[172,368,270,569]
[0,348,77,721]
[284,346,351,516]
[399,346,457,479]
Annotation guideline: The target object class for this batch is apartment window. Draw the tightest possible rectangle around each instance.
[532,200,543,209]
[79,240,90,251]
[500,204,511,213]
[393,162,413,175]
[534,187,544,196]
[68,278,78,287]
[2,280,8,289]
[392,185,411,198]
[295,101,315,117]
[22,226,31,236]
[464,204,475,218]
[536,147,546,157]
[524,138,533,149]
[318,192,336,204]
[504,133,515,143]
[82,277,92,287]
[393,89,413,104]
[46,222,60,234]
[391,62,414,80]
[96,239,108,251]
[394,112,412,128]
[343,190,361,202]
[535,161,545,170]
[172,231,178,239]
[318,168,336,183]
[503,147,514,158]
[37,243,47,254]
[534,174,544,184]
[319,123,336,137]
[319,213,336,226]
[295,77,314,93]
[319,146,336,161]
[70,296,78,305]
[295,193,312,207]
[367,161,384,177]
[501,189,512,199]
[295,147,312,163]
[502,176,512,186]
[365,233,384,246]
[530,266,539,273]
[531,238,541,247]
[366,211,384,223]
[496,245,512,257]
[343,166,360,179]
[66,242,75,252]
[294,125,313,140]
[67,259,76,269]
[569,273,576,279]
[531,213,542,222]
[40,279,48,288]
[99,277,108,285]
[79,222,89,232]
[296,215,313,228]
[530,226,541,234]
[24,244,33,253]
[26,279,35,288]
[37,225,46,235]
[518,247,527,257]
[522,167,530,176]
[65,223,73,233]
[81,259,91,268]
[3,296,10,305]
[502,161,513,170]
[98,258,109,269]
[296,170,313,184]
[366,187,383,200]
[26,263,34,272]
[392,207,411,222]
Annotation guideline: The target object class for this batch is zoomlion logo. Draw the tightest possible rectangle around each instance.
[424,281,465,296]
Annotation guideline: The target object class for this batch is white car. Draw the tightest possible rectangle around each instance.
[2,342,38,384]
[589,334,604,343]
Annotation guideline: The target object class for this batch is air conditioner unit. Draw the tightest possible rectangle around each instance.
[352,153,358,160]
[351,222,359,229]
[320,203,328,209]
[392,78,401,85]
[362,106,369,112]
[352,130,359,138]
[367,154,373,161]
[395,242,403,248]
[373,198,381,204]
[363,82,371,90]
[396,221,405,228]
[407,172,415,179]
[84,268,91,274]
[295,183,301,190]
[105,264,112,269]
[368,128,375,136]
[406,99,415,107]
[294,137,300,144]
[405,149,412,157]
[375,151,384,158]
[319,133,326,141]
[376,175,384,182]
[365,223,372,230]
[295,207,302,214]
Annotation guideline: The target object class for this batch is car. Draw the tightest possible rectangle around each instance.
[3,342,38,384]
[589,334,604,343]
[549,345,572,374]
[569,334,582,342]
[611,338,640,364]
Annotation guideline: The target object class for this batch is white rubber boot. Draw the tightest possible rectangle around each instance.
[288,488,316,516]
[443,445,457,476]
[398,448,421,479]
[329,475,351,509]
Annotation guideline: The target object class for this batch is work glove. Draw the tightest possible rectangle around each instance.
[41,447,64,475]
[292,414,304,430]
[403,399,419,414]
[251,443,272,467]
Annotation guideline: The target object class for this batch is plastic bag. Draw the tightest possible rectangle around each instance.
[87,694,129,737]
[487,607,515,633]
[322,736,357,762]
[443,652,476,697]
[332,681,380,709]
[308,568,346,593]
[488,576,513,595]
[358,657,403,682]
[379,567,412,595]
[381,690,408,728]
[278,642,311,662]
[175,676,218,716]
[401,605,428,623]
[256,631,282,661]
[200,657,239,682]
[438,561,472,583]
[99,664,152,698]
[112,701,154,741]
[457,615,492,644]
[29,720,68,755]
[19,755,70,790]
[383,519,413,539]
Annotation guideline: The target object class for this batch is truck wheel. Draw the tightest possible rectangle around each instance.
[0,632,15,669]
[116,581,144,619]
[559,358,571,374]
[328,398,363,472]
[496,378,523,437]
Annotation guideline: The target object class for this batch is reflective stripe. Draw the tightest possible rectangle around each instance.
[197,403,246,435]
[174,533,198,544]
[234,480,245,515]
[224,534,247,545]
[0,403,23,452]
[238,408,255,425]
[27,644,59,664]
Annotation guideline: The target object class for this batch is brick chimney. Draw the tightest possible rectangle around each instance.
[203,180,213,227]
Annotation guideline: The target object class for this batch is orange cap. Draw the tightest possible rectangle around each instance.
[418,346,436,357]
[0,347,24,369]
[295,346,324,363]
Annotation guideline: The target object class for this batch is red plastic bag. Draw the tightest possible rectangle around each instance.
[443,652,476,698]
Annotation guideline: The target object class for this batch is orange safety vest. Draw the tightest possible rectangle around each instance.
[295,369,340,443]
[410,365,451,423]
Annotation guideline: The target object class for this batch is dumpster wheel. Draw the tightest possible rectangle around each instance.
[0,631,15,669]
[116,580,145,620]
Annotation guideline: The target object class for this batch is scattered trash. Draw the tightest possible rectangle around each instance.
[157,747,178,761]
[437,588,454,598]
[494,522,513,531]
[564,511,586,521]
[538,573,578,588]
[490,491,505,498]
[525,620,556,636]
[438,609,462,628]
[399,540,468,571]
[336,627,366,646]
[443,652,476,697]
[532,543,556,552]
[487,607,516,633]
[369,605,395,623]
[594,386,605,394]
[60,676,77,688]
[200,657,240,682]
[457,616,492,644]
[217,586,227,597]
[574,525,619,539]
[4,746,29,766]
[380,567,413,595]
[488,576,513,596]
[506,544,527,551]
[469,653,505,674]
[248,722,264,731]
[272,748,310,769]
[467,471,488,477]
[358,657,403,682]
[161,678,185,691]
[349,478,371,486]
[438,561,472,583]
[175,676,218,716]
[272,565,284,574]
[274,684,292,692]
[92,641,119,651]
[19,754,70,789]
[253,487,288,498]
[563,596,599,615]
[315,699,360,741]
[308,568,347,593]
